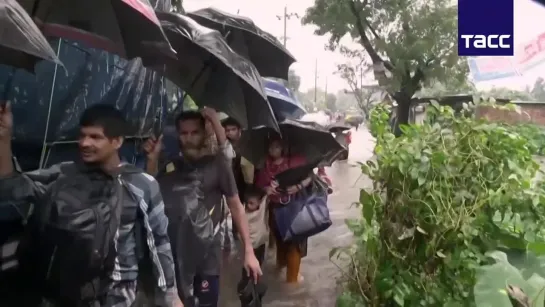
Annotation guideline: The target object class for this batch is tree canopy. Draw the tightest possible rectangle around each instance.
[302,0,468,134]
[530,77,545,101]
[326,93,337,111]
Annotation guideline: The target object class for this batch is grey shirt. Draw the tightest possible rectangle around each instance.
[160,154,238,275]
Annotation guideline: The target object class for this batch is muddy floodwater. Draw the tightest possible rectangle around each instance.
[219,128,375,307]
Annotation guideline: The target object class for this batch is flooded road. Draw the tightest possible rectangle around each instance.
[219,127,376,307]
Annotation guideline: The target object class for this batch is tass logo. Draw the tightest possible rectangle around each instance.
[458,0,514,56]
[460,35,511,49]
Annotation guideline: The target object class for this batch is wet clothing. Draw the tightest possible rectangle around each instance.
[255,156,308,284]
[0,163,177,307]
[254,155,306,203]
[240,157,254,185]
[193,274,220,307]
[232,155,246,199]
[269,205,307,283]
[232,155,254,199]
[158,154,238,306]
[230,154,254,239]
[244,196,269,249]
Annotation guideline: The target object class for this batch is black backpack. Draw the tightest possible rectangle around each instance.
[17,162,140,307]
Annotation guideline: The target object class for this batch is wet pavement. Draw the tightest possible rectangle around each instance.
[219,127,376,307]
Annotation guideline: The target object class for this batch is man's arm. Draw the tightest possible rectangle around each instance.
[216,158,253,253]
[144,174,177,294]
[218,141,236,160]
[209,113,227,148]
[0,158,63,203]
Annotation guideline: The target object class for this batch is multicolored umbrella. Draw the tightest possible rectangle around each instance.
[19,0,175,63]
[263,78,306,120]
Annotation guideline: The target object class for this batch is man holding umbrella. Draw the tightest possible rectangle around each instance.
[144,110,262,307]
[221,117,255,244]
[221,117,255,199]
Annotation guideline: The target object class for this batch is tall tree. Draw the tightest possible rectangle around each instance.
[357,86,384,118]
[326,93,337,111]
[337,47,369,104]
[335,90,359,112]
[302,0,467,135]
[300,88,327,111]
[531,77,545,101]
[336,46,384,117]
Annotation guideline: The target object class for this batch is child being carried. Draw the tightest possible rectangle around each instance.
[238,185,268,307]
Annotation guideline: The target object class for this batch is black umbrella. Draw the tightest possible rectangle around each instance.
[239,119,345,167]
[187,7,296,80]
[155,12,279,131]
[0,0,62,71]
[327,121,351,133]
[18,0,175,63]
[274,157,322,188]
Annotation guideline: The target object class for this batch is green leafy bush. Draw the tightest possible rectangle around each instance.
[334,101,545,306]
[510,124,545,156]
[475,250,545,307]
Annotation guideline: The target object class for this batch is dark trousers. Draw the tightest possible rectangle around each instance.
[241,244,266,284]
[193,274,220,307]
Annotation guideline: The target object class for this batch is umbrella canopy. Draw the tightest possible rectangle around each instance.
[0,0,62,71]
[301,112,331,127]
[187,7,296,80]
[263,78,306,120]
[156,12,278,131]
[274,157,322,188]
[17,0,175,62]
[327,121,351,133]
[239,119,345,167]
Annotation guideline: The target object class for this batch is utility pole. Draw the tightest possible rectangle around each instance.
[283,6,287,47]
[276,6,299,47]
[324,76,328,101]
[314,58,318,102]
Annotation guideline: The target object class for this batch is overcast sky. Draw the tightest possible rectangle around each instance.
[183,0,545,93]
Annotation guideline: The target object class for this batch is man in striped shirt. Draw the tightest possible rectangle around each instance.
[0,103,182,307]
